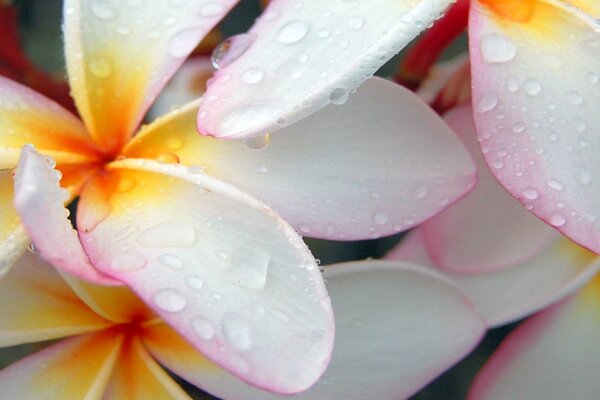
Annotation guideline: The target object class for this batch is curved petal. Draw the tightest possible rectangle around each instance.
[422,106,557,273]
[0,330,122,399]
[125,78,476,240]
[389,230,600,327]
[470,0,600,254]
[103,336,191,400]
[13,146,122,285]
[197,0,454,139]
[145,260,485,400]
[0,171,28,278]
[148,57,214,121]
[0,252,112,346]
[469,274,600,399]
[0,75,100,169]
[63,0,238,153]
[77,159,334,395]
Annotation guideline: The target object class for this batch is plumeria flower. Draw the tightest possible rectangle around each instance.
[1,0,476,394]
[199,0,600,255]
[388,106,600,398]
[0,252,484,399]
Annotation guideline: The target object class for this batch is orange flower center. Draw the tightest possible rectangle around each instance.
[479,0,536,22]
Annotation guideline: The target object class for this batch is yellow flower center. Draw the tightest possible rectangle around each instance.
[479,0,536,22]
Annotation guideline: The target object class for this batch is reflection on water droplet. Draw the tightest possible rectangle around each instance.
[153,289,187,312]
[480,33,517,64]
[245,133,270,150]
[211,33,256,70]
[158,253,183,270]
[276,20,310,44]
[223,312,254,351]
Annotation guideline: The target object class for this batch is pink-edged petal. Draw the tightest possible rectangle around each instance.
[470,274,600,399]
[13,145,121,285]
[197,0,454,139]
[77,159,334,395]
[125,77,476,240]
[148,57,214,120]
[422,106,557,273]
[470,1,600,254]
[144,260,485,400]
[0,252,112,346]
[389,230,600,327]
[63,0,238,153]
[103,336,191,400]
[0,330,122,399]
[0,170,28,278]
[0,76,101,169]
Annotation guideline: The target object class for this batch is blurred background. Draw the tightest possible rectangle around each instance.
[3,0,518,398]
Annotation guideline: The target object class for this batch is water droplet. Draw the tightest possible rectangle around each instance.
[211,33,255,69]
[200,2,225,17]
[222,313,254,351]
[524,79,542,96]
[166,137,183,150]
[216,250,229,261]
[348,16,364,30]
[412,184,428,199]
[253,163,268,173]
[512,122,526,133]
[521,188,539,200]
[158,254,183,270]
[138,221,196,248]
[110,253,147,272]
[565,90,584,106]
[169,28,203,58]
[241,67,265,84]
[153,289,187,312]
[329,88,349,105]
[156,152,181,164]
[372,211,389,225]
[89,57,112,78]
[480,33,517,64]
[91,2,115,19]
[191,317,215,340]
[476,92,499,113]
[575,167,592,185]
[276,20,310,44]
[28,242,38,253]
[245,133,270,150]
[549,212,566,227]
[546,179,564,191]
[185,275,205,291]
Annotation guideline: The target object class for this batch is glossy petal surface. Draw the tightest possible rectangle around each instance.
[198,0,453,138]
[422,106,556,272]
[126,78,476,239]
[13,146,121,284]
[102,336,191,400]
[0,252,111,346]
[470,1,600,253]
[77,159,334,394]
[149,261,485,400]
[0,330,121,398]
[390,230,600,327]
[63,0,238,152]
[0,76,99,169]
[470,274,600,399]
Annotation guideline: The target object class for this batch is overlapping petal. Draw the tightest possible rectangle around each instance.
[76,158,334,394]
[470,274,600,399]
[197,0,454,138]
[0,330,121,399]
[0,171,28,278]
[13,146,121,285]
[0,75,100,169]
[390,230,600,327]
[470,0,600,254]
[145,260,485,400]
[422,106,556,272]
[126,78,476,239]
[102,336,191,400]
[0,252,112,346]
[63,0,238,153]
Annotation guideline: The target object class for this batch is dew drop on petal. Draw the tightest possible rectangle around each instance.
[329,88,349,105]
[549,212,566,227]
[191,317,215,340]
[245,133,270,150]
[276,20,310,44]
[480,33,517,64]
[211,33,256,70]
[158,253,183,270]
[185,275,205,291]
[241,67,265,84]
[153,289,187,312]
[222,312,254,351]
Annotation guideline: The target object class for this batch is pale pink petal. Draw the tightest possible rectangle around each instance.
[0,330,121,399]
[13,145,121,285]
[389,230,600,327]
[63,0,238,153]
[422,106,557,273]
[470,1,600,254]
[0,252,112,346]
[470,274,600,399]
[145,260,485,400]
[197,0,454,138]
[77,159,334,395]
[125,78,476,240]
